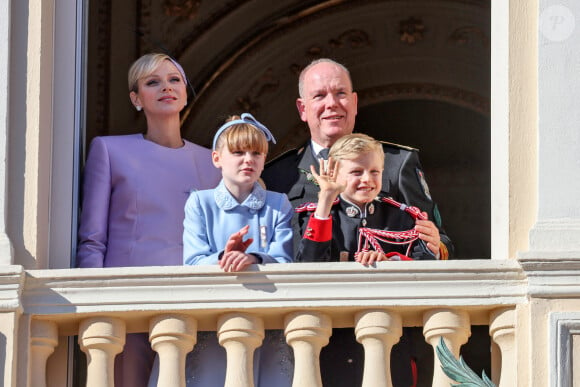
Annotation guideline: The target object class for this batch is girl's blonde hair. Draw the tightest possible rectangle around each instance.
[329,133,385,164]
[214,115,269,154]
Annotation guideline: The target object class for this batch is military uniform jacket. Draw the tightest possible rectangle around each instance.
[295,196,435,262]
[262,141,453,258]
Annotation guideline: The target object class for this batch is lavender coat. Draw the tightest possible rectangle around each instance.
[77,134,220,268]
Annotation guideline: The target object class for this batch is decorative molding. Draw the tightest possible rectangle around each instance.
[329,29,371,49]
[399,17,425,45]
[22,260,525,324]
[449,26,490,50]
[163,0,202,20]
[519,259,580,298]
[0,267,24,313]
[234,68,280,114]
[175,0,249,55]
[358,83,490,116]
[549,312,580,386]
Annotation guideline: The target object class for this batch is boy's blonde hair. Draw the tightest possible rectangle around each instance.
[214,115,269,154]
[329,133,385,164]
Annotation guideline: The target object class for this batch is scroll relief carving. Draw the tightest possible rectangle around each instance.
[399,17,425,45]
[163,0,202,20]
[448,26,490,50]
[235,68,280,114]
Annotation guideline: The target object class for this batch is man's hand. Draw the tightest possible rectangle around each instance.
[415,212,441,257]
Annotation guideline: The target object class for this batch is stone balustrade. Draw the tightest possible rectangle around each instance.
[5,259,564,386]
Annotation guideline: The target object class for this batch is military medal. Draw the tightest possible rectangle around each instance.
[260,226,267,248]
[346,206,359,217]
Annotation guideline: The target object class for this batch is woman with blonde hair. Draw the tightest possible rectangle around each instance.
[77,53,220,386]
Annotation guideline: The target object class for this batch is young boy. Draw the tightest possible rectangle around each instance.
[295,133,438,387]
[296,133,440,264]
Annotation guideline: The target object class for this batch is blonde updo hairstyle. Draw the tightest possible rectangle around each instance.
[128,53,186,93]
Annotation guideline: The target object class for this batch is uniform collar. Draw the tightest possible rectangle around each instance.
[214,180,267,211]
[338,196,377,218]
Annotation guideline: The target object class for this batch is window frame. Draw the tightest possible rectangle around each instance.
[49,1,510,269]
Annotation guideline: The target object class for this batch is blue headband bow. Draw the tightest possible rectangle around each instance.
[212,113,277,150]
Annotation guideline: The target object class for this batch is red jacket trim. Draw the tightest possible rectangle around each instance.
[303,214,333,242]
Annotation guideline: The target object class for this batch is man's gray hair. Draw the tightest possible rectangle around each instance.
[298,58,352,98]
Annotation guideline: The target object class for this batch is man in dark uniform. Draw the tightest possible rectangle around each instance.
[261,58,453,386]
[261,58,452,258]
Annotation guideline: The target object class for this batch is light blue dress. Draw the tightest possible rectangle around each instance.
[183,180,294,265]
[148,180,294,386]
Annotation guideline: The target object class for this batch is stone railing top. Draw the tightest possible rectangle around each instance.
[17,260,530,333]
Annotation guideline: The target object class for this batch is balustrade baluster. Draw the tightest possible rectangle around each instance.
[150,314,197,387]
[79,317,125,387]
[284,311,331,387]
[423,309,470,387]
[355,309,402,387]
[490,308,516,386]
[217,313,264,387]
[30,320,58,387]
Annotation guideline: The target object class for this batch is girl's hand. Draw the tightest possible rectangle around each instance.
[415,212,441,257]
[219,251,259,272]
[224,225,253,253]
[355,251,389,266]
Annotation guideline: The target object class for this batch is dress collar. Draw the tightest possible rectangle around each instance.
[214,180,267,211]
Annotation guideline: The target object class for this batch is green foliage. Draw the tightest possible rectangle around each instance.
[435,337,495,387]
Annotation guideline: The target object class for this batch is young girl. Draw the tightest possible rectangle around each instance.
[181,113,294,386]
[182,113,293,268]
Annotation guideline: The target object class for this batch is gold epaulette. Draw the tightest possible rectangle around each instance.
[378,140,418,152]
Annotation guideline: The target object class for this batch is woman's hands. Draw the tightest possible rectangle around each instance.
[220,225,259,272]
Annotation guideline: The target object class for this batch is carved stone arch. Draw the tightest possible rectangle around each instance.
[175,0,490,156]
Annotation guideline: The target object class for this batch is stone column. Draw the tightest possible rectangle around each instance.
[519,2,580,259]
[490,308,516,386]
[284,311,331,387]
[0,0,12,264]
[30,320,58,387]
[79,317,125,387]
[355,309,402,387]
[217,313,264,387]
[150,314,197,387]
[423,309,471,387]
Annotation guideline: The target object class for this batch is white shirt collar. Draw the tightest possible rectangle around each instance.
[310,140,326,158]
